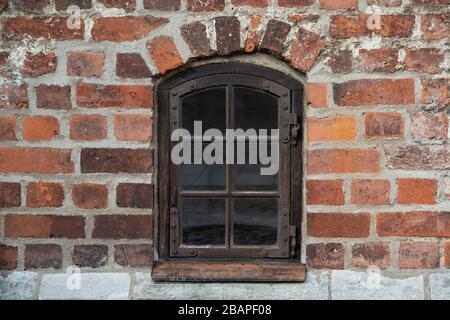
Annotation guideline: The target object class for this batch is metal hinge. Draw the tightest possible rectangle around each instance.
[289,112,300,146]
[289,226,297,258]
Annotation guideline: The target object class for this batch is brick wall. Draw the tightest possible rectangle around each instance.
[0,0,449,281]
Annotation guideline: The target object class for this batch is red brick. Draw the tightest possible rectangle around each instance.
[397,178,437,205]
[405,48,444,74]
[23,116,60,141]
[70,114,107,141]
[27,182,64,208]
[187,0,224,11]
[411,0,447,5]
[359,48,398,73]
[330,15,415,39]
[67,51,104,77]
[445,242,450,268]
[93,215,153,239]
[181,22,212,57]
[306,83,328,108]
[308,149,381,174]
[0,245,18,270]
[72,245,108,268]
[421,78,449,106]
[0,116,16,141]
[285,28,325,72]
[0,51,12,78]
[364,112,404,139]
[421,13,449,40]
[21,51,57,78]
[116,183,153,209]
[15,0,51,12]
[5,214,85,238]
[410,111,448,140]
[81,148,153,173]
[116,53,152,79]
[115,244,153,267]
[352,242,391,268]
[36,85,72,110]
[399,242,439,269]
[147,36,183,75]
[2,16,84,41]
[99,0,136,10]
[77,84,153,109]
[0,148,74,174]
[215,17,241,56]
[334,79,415,106]
[308,115,356,142]
[278,0,314,7]
[306,180,344,205]
[55,0,92,10]
[114,114,152,142]
[0,182,21,207]
[319,0,358,9]
[0,0,7,12]
[232,0,268,6]
[0,84,28,109]
[25,244,62,269]
[144,0,180,9]
[306,243,344,269]
[377,211,450,237]
[308,213,371,238]
[244,15,262,53]
[92,16,168,42]
[444,177,450,200]
[260,20,291,54]
[326,50,352,74]
[72,183,108,209]
[367,0,402,6]
[351,179,390,205]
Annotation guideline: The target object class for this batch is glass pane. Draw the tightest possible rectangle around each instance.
[234,142,278,191]
[234,87,278,131]
[181,198,226,245]
[181,87,226,135]
[233,198,278,246]
[180,143,226,191]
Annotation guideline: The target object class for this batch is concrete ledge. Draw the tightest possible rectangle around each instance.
[430,273,450,300]
[0,272,38,300]
[39,273,131,300]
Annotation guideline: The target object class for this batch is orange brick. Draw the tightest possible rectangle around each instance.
[308,212,371,238]
[397,178,437,205]
[306,180,344,205]
[27,182,64,208]
[308,115,356,142]
[23,116,59,141]
[308,149,381,174]
[147,35,183,74]
[319,0,358,9]
[306,83,328,108]
[114,114,153,142]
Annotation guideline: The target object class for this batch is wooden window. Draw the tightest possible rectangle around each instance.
[155,63,305,282]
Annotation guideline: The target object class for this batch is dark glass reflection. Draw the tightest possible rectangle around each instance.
[233,198,278,246]
[181,87,226,134]
[181,198,226,245]
[234,142,278,191]
[234,87,278,130]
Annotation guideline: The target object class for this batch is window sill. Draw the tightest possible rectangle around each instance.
[151,261,306,282]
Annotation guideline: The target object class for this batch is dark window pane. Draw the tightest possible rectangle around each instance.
[234,142,278,191]
[181,164,226,191]
[181,198,226,245]
[233,198,278,246]
[234,87,278,130]
[181,87,226,135]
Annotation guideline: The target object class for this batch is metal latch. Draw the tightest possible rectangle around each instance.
[289,113,300,145]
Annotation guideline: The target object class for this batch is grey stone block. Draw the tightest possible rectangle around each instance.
[0,272,38,300]
[331,270,424,300]
[224,272,329,300]
[429,273,450,300]
[134,273,225,300]
[39,273,130,300]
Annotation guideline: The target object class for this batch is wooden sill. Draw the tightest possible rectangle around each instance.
[151,261,306,282]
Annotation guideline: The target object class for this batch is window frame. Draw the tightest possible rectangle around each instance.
[155,62,304,280]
